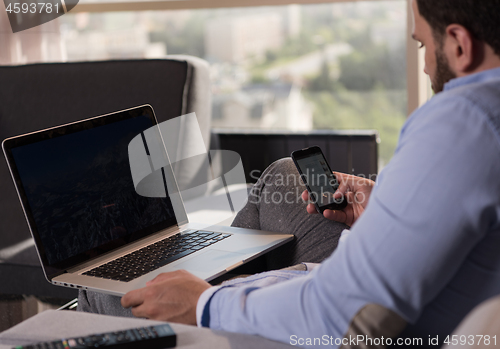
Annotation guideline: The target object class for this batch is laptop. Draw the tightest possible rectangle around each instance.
[2,105,293,296]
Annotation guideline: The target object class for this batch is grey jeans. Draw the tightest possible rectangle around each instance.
[78,158,347,316]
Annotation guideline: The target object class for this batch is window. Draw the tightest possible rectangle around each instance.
[1,0,428,168]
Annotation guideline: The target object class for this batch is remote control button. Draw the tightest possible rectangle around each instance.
[144,327,154,338]
[83,334,107,347]
[148,327,158,338]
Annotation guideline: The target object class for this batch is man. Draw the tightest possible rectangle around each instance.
[80,0,500,346]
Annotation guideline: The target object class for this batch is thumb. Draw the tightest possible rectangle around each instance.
[333,172,350,197]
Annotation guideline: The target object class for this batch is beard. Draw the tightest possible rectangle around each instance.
[431,47,457,93]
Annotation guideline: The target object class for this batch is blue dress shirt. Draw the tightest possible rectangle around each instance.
[196,67,500,347]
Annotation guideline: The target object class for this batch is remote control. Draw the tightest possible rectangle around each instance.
[12,323,176,349]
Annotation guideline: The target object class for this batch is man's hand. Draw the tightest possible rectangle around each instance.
[121,270,211,325]
[302,172,375,227]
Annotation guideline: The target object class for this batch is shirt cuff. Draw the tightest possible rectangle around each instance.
[196,286,222,327]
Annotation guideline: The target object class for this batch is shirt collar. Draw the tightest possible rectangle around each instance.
[444,67,500,91]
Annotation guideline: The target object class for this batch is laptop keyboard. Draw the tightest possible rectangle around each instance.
[82,230,231,282]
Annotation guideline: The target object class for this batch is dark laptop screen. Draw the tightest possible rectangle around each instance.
[8,111,177,269]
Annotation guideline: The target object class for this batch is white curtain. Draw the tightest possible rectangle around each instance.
[0,1,65,65]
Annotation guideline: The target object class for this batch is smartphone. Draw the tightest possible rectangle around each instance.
[291,146,348,213]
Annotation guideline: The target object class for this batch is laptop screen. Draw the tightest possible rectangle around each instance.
[6,107,177,271]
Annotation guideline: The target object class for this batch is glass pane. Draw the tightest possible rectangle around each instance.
[60,1,407,166]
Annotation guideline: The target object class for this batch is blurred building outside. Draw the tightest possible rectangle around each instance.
[212,82,312,130]
[0,1,408,167]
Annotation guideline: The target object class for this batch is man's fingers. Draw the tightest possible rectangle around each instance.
[146,271,180,286]
[130,303,160,319]
[130,303,148,318]
[304,191,319,215]
[121,288,147,308]
[121,270,209,324]
[333,190,343,199]
[323,209,347,224]
[306,203,319,214]
[301,189,310,202]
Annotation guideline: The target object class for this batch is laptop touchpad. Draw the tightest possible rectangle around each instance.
[175,250,244,273]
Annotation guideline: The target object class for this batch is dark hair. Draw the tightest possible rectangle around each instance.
[416,0,500,55]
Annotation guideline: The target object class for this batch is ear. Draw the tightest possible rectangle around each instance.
[443,24,477,74]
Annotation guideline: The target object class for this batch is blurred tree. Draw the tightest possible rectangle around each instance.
[338,29,406,91]
[309,60,337,92]
[306,87,406,166]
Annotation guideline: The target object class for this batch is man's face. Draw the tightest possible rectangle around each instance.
[412,0,457,93]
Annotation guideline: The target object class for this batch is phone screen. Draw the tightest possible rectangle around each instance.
[292,146,347,211]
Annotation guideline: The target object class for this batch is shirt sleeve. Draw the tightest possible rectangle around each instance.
[196,286,221,327]
[197,269,311,327]
[200,94,500,346]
